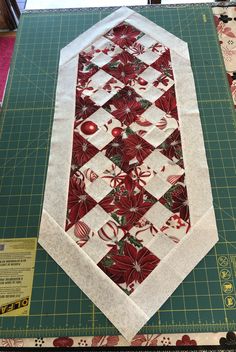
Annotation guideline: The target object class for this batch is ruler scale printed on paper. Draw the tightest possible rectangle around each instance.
[0,5,236,339]
[39,7,218,340]
[0,239,37,316]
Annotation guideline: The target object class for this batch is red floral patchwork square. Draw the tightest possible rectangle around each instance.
[102,129,154,173]
[78,52,99,77]
[99,175,157,231]
[157,128,183,164]
[77,53,99,93]
[155,85,178,120]
[72,132,99,167]
[66,175,97,231]
[159,174,190,223]
[104,22,144,49]
[102,50,147,85]
[75,95,99,121]
[98,236,160,295]
[103,86,151,126]
[151,49,173,80]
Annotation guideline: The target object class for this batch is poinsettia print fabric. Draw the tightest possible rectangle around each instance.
[98,238,160,294]
[65,21,190,295]
[213,7,236,108]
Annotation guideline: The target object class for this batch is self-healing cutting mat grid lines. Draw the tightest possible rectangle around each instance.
[0,5,236,338]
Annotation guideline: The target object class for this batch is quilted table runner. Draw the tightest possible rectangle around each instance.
[39,7,218,341]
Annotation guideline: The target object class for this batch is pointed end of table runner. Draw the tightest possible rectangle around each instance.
[59,6,135,68]
[39,205,218,340]
[39,209,149,342]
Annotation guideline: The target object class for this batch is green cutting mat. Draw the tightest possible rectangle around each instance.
[1,5,236,338]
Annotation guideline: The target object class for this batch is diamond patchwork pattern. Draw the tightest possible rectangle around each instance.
[66,21,191,294]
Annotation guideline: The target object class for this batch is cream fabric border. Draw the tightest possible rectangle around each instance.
[42,56,77,229]
[39,7,218,341]
[171,50,213,226]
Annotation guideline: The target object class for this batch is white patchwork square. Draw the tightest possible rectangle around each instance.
[142,105,165,124]
[78,84,94,97]
[86,178,111,203]
[145,202,173,229]
[93,36,112,50]
[100,164,124,188]
[155,76,174,92]
[82,45,96,55]
[91,78,124,105]
[78,165,98,187]
[129,222,156,246]
[136,34,157,49]
[141,86,163,103]
[144,174,171,200]
[82,235,110,264]
[144,150,171,172]
[146,232,176,259]
[90,70,112,91]
[140,67,162,83]
[84,152,113,175]
[104,79,124,96]
[106,45,123,57]
[89,127,114,150]
[81,205,110,232]
[91,89,112,106]
[151,44,167,57]
[93,36,122,57]
[158,162,184,184]
[82,219,125,264]
[131,80,149,97]
[137,50,159,65]
[162,117,178,133]
[142,126,166,147]
[161,215,189,242]
[129,122,150,133]
[89,108,113,127]
[91,52,112,67]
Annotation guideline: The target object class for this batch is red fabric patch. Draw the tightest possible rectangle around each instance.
[0,36,15,104]
[98,237,160,294]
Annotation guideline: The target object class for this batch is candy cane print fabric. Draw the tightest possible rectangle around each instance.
[39,7,218,341]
